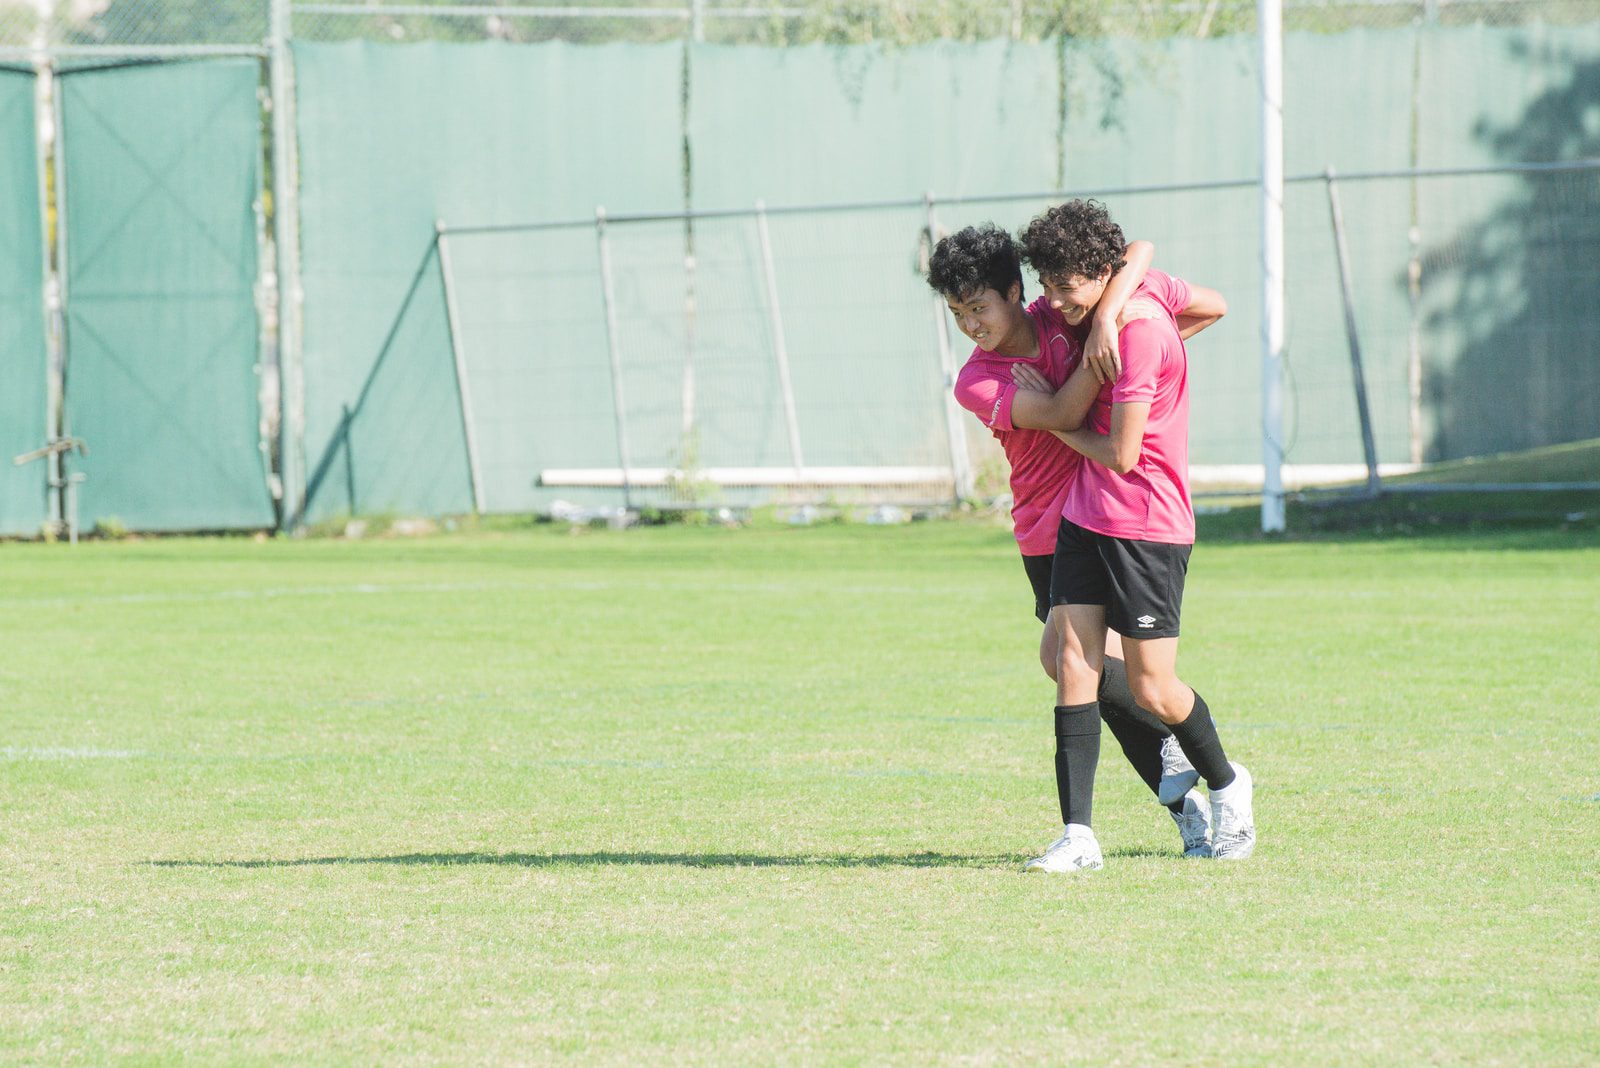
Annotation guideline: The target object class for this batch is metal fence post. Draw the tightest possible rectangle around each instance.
[271,0,306,531]
[925,193,973,504]
[51,63,73,535]
[1323,169,1382,499]
[754,201,805,473]
[595,208,635,510]
[33,58,60,534]
[1259,0,1287,532]
[436,220,486,514]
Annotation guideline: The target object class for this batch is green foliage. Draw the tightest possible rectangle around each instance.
[62,0,268,48]
[91,515,127,540]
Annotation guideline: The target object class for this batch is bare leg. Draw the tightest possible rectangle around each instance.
[1053,603,1107,706]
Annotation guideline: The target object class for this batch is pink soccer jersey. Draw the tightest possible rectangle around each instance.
[952,297,1084,556]
[1064,272,1196,545]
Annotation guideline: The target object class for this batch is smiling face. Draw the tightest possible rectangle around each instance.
[945,282,1029,353]
[1039,269,1112,326]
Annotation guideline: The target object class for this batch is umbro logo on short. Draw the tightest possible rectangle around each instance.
[1136,615,1158,628]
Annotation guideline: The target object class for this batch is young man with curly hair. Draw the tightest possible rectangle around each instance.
[926,222,1221,866]
[1016,199,1253,871]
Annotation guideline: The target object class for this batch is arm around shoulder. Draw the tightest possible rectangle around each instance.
[1008,360,1101,433]
[1177,284,1227,341]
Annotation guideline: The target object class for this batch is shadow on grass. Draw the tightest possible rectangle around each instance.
[147,850,1028,870]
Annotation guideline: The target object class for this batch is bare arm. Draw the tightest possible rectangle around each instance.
[1175,284,1227,340]
[1055,401,1151,475]
[1008,360,1103,433]
[1081,239,1154,384]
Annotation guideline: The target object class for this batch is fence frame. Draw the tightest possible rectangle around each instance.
[416,156,1600,515]
[4,2,1596,535]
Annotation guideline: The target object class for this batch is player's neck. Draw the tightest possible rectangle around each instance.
[992,309,1038,359]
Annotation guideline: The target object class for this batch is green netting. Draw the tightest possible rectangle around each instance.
[294,40,684,520]
[690,31,1427,468]
[301,239,473,520]
[60,59,272,531]
[688,41,1062,208]
[0,70,45,536]
[1414,23,1600,460]
[439,226,619,513]
[291,28,1600,517]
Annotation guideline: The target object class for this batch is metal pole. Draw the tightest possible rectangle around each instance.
[754,201,805,473]
[1259,0,1286,533]
[595,208,635,510]
[1406,22,1425,465]
[926,192,974,503]
[1407,224,1424,464]
[1324,170,1382,499]
[52,65,73,534]
[341,402,355,515]
[270,0,306,532]
[33,57,59,534]
[436,221,486,514]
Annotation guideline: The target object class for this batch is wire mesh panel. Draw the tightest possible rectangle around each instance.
[0,1,270,53]
[300,240,474,519]
[1413,167,1600,460]
[443,225,620,514]
[292,39,683,522]
[754,205,951,472]
[282,0,1600,48]
[0,69,46,536]
[60,59,274,531]
[687,39,1061,208]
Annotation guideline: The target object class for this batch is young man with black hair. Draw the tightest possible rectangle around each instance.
[926,222,1220,867]
[1016,199,1253,871]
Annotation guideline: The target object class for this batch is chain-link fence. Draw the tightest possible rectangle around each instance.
[287,155,1599,524]
[0,1,268,54]
[4,0,1596,54]
[1,1,1596,536]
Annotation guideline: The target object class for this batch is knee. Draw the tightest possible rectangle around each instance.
[1130,676,1181,722]
[1058,644,1102,689]
[1039,648,1059,682]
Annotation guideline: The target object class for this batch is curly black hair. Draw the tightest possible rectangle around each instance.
[1017,199,1126,283]
[926,223,1024,302]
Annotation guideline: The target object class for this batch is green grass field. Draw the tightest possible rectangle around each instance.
[3,520,1598,1063]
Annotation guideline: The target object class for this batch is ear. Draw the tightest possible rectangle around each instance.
[1097,266,1115,286]
[1007,281,1023,304]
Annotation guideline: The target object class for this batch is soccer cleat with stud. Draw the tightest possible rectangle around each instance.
[1170,789,1213,858]
[1209,762,1256,860]
[1024,825,1104,873]
[1157,734,1201,806]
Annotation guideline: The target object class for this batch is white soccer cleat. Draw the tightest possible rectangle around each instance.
[1157,734,1201,806]
[1024,824,1104,873]
[1209,762,1256,861]
[1170,789,1213,858]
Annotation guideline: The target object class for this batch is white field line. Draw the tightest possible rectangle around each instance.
[0,578,974,608]
[2,581,559,607]
[0,746,147,760]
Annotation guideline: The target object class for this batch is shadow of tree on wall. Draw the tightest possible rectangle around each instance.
[1421,45,1600,462]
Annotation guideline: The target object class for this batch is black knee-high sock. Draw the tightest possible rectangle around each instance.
[1098,657,1183,813]
[1054,702,1101,827]
[1170,690,1236,791]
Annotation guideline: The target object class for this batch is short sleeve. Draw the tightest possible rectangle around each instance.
[1145,269,1191,319]
[1111,319,1171,405]
[954,364,1018,432]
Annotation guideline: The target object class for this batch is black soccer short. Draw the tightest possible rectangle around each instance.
[1049,518,1191,639]
[1022,553,1054,624]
